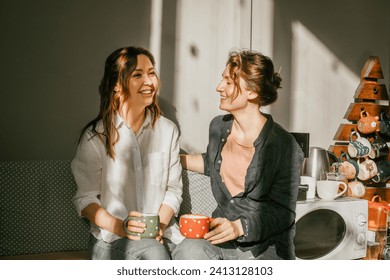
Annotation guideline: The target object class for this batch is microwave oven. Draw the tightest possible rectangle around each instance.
[294,197,368,260]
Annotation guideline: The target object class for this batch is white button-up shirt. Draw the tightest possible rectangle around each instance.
[71,112,183,244]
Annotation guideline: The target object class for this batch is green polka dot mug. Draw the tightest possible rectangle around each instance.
[123,213,159,238]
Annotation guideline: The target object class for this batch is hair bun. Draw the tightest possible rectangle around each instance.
[273,72,282,89]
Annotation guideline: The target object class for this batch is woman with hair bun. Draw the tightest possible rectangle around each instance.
[174,50,303,260]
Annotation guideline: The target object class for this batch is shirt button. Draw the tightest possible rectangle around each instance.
[230,199,234,204]
[227,129,230,133]
[218,160,221,164]
[136,166,141,171]
[221,139,225,142]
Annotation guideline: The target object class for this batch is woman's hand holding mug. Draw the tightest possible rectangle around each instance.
[123,211,160,240]
[179,214,243,244]
[204,217,244,245]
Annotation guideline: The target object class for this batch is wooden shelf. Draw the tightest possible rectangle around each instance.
[362,186,390,202]
[333,124,381,142]
[343,102,390,121]
[354,81,389,101]
[333,124,358,141]
[360,56,384,80]
[328,143,349,158]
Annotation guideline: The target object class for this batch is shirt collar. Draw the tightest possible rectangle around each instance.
[253,113,273,146]
[115,110,152,131]
[221,113,273,147]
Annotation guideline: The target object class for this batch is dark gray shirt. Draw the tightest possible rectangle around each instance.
[202,114,304,259]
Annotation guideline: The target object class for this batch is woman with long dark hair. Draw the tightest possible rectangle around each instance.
[72,47,183,260]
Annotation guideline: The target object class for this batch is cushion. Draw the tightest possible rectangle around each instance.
[0,161,217,257]
[0,161,89,256]
[180,170,217,217]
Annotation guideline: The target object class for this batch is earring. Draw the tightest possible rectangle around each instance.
[114,84,121,93]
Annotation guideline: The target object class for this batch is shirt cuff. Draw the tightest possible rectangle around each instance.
[162,193,182,215]
[72,197,101,217]
[201,153,210,176]
[237,216,249,242]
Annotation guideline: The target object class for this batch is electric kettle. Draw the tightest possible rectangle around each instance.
[300,147,338,181]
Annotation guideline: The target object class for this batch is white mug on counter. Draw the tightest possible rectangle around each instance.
[316,180,347,201]
[300,176,316,200]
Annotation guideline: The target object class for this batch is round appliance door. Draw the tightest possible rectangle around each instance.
[294,209,346,259]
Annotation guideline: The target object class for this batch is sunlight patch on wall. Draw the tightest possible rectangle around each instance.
[290,20,359,150]
[175,0,275,153]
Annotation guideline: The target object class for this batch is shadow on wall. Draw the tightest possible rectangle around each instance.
[274,0,389,81]
[159,0,178,105]
[159,96,181,137]
[159,96,190,155]
[0,0,152,160]
[272,0,389,148]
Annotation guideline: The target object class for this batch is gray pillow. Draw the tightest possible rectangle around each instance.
[180,170,217,217]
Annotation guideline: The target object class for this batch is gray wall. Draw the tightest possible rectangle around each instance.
[1,0,389,160]
[0,0,151,160]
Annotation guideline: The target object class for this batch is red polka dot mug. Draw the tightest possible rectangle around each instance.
[179,214,213,238]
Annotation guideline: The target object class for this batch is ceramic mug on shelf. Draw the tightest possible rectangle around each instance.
[316,180,348,201]
[357,110,380,134]
[369,136,389,159]
[357,158,378,181]
[123,213,160,239]
[338,152,359,180]
[372,160,390,183]
[347,131,371,158]
[347,180,366,198]
[379,111,390,137]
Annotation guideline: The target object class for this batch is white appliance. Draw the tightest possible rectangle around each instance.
[294,197,368,260]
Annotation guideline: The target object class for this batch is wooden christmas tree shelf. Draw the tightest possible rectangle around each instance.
[329,56,390,196]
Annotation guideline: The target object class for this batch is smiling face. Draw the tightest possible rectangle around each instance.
[116,54,159,110]
[127,54,159,108]
[216,66,256,113]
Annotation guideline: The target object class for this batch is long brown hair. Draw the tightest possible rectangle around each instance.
[79,46,161,159]
[226,50,281,107]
